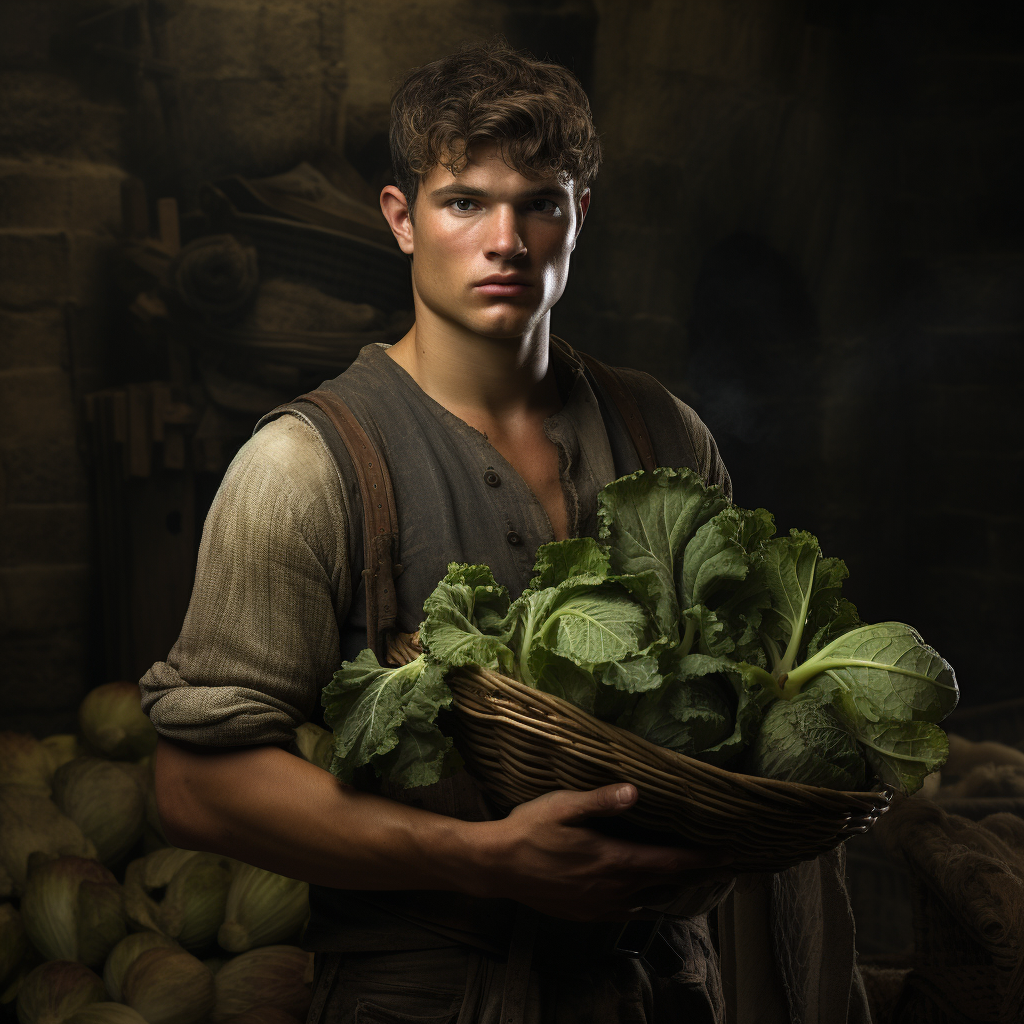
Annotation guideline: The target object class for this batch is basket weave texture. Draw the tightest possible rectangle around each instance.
[447,664,892,874]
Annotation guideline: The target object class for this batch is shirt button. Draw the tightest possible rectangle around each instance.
[506,530,522,546]
[484,470,501,487]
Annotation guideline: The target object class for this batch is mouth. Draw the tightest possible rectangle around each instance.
[473,276,532,297]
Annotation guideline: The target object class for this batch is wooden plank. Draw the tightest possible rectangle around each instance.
[126,383,152,478]
[120,177,149,240]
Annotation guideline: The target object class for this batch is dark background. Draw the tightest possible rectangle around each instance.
[1,0,1021,734]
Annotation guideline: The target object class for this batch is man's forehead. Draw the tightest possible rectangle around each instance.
[424,142,574,198]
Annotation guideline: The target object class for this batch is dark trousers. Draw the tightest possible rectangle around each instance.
[306,921,723,1024]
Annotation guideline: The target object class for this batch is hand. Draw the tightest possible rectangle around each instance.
[470,783,734,922]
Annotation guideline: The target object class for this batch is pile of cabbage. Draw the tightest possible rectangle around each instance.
[323,468,959,796]
[0,683,330,1024]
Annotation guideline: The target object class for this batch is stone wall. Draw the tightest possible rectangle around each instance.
[0,1,131,733]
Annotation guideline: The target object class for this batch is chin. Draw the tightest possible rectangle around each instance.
[469,309,547,340]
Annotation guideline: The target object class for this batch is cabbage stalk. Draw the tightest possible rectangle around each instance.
[103,931,182,1002]
[15,960,105,1024]
[79,682,157,760]
[218,864,309,952]
[212,945,314,1021]
[0,785,96,898]
[51,757,145,865]
[20,856,126,968]
[125,847,232,948]
[121,947,215,1024]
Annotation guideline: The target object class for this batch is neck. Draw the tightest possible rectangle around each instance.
[386,311,561,420]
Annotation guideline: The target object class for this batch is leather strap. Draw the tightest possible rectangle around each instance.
[295,389,401,662]
[574,350,657,473]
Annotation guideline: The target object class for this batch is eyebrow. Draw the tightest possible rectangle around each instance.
[428,183,570,201]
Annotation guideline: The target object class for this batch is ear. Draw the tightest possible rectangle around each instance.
[380,185,415,255]
[572,188,591,250]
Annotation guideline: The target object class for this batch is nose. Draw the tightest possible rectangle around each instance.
[486,205,526,260]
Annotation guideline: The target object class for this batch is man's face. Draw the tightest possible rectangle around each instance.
[385,143,589,341]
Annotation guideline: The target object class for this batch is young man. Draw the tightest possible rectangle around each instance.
[145,43,865,1024]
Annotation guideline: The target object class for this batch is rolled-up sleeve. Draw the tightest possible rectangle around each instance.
[140,414,352,747]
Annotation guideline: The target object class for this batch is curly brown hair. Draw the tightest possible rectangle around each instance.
[389,41,601,209]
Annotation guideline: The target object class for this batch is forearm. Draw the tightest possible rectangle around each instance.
[153,737,487,894]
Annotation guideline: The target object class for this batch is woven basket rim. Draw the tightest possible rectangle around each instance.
[449,663,893,811]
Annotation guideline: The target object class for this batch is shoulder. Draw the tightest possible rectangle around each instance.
[236,413,335,485]
[607,364,733,501]
[217,412,350,536]
[665,393,732,500]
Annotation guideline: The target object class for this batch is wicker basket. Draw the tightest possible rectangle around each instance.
[446,664,893,873]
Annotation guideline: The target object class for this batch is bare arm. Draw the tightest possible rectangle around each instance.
[154,737,733,922]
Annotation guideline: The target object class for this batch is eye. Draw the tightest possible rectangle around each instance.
[451,198,477,212]
[529,198,560,214]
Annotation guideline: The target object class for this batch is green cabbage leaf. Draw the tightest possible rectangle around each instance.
[322,467,958,795]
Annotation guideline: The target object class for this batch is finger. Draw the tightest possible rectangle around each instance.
[548,783,639,824]
[613,844,734,879]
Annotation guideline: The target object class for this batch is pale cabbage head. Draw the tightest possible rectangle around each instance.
[748,698,867,791]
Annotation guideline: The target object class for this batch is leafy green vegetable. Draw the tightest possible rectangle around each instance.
[529,537,610,590]
[597,468,730,641]
[505,581,653,682]
[748,696,868,791]
[321,651,458,788]
[419,564,514,672]
[323,467,958,796]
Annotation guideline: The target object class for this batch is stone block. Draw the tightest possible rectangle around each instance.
[0,306,67,371]
[0,502,90,567]
[0,626,90,722]
[0,229,115,308]
[0,1,65,72]
[345,0,500,112]
[166,0,327,79]
[594,1,805,99]
[0,158,126,233]
[0,564,90,634]
[175,76,329,181]
[0,72,125,165]
[0,367,88,503]
[0,230,70,307]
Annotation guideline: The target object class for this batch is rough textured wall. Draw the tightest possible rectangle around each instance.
[0,2,130,733]
[0,0,359,731]
[344,0,505,177]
